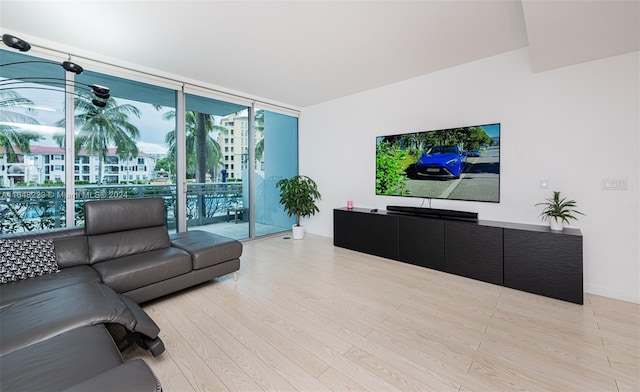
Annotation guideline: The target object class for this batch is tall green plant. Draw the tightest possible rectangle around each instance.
[276,175,321,226]
[376,141,410,196]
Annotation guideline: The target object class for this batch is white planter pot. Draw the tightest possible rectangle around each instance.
[549,217,564,231]
[292,224,305,239]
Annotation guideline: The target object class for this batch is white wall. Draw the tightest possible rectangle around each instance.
[299,48,639,304]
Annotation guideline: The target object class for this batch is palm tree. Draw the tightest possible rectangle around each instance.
[56,92,141,184]
[0,90,43,163]
[162,110,227,181]
[160,109,228,223]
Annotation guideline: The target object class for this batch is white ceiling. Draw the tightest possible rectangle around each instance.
[1,1,638,109]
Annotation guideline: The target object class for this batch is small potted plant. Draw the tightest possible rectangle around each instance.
[276,175,321,239]
[536,190,584,231]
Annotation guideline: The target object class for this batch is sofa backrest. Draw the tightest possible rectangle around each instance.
[84,198,170,264]
[0,228,89,269]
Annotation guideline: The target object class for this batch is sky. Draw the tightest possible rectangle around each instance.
[481,123,500,139]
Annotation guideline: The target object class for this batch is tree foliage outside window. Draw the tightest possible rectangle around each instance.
[161,110,228,182]
[0,90,43,162]
[55,93,141,184]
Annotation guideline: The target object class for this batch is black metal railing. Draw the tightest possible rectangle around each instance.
[0,182,244,234]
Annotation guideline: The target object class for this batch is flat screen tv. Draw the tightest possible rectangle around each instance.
[376,123,500,203]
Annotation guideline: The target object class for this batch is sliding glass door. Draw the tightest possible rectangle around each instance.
[184,94,250,239]
[253,108,298,236]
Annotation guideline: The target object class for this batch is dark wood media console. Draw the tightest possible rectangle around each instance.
[334,207,583,304]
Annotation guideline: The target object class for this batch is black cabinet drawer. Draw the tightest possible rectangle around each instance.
[444,221,503,285]
[362,213,398,259]
[504,229,583,304]
[398,215,444,270]
[333,209,363,251]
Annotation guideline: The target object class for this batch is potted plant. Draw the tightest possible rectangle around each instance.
[536,190,584,231]
[276,175,321,239]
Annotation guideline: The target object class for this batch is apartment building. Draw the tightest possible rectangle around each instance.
[0,145,157,186]
[218,113,264,181]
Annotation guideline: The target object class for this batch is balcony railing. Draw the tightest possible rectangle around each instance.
[0,182,244,234]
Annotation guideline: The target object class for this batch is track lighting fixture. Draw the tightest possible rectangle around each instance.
[1,33,110,107]
[0,60,84,74]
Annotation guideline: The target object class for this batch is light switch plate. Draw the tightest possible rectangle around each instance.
[540,178,549,189]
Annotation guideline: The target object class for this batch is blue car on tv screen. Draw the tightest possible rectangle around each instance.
[415,145,466,179]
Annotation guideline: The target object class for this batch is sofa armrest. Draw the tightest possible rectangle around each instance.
[120,295,161,342]
[170,230,243,270]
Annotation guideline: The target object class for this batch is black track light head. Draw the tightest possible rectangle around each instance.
[62,61,83,74]
[93,91,110,100]
[89,84,109,95]
[2,34,31,52]
[92,99,107,108]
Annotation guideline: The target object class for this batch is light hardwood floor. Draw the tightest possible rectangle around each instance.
[125,234,640,391]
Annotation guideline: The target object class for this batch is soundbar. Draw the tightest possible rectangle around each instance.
[386,205,478,221]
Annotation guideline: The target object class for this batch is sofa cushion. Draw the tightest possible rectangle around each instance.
[0,238,59,284]
[0,266,100,308]
[84,197,167,235]
[0,325,124,392]
[91,247,192,294]
[87,226,170,264]
[170,230,243,269]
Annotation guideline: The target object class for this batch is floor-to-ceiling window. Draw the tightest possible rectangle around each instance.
[1,48,299,238]
[71,70,177,228]
[1,50,67,232]
[0,49,178,232]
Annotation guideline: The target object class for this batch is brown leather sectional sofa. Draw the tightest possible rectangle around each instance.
[0,197,242,391]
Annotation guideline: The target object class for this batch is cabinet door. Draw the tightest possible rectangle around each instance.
[504,229,583,304]
[333,209,362,251]
[362,213,398,260]
[444,221,503,285]
[398,215,444,271]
